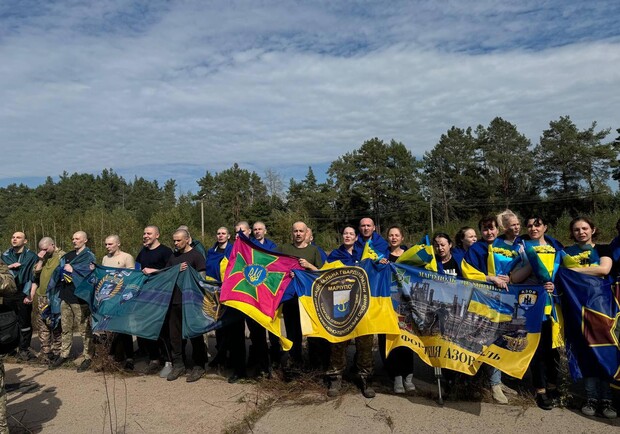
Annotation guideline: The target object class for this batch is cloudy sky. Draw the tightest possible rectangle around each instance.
[2,0,619,193]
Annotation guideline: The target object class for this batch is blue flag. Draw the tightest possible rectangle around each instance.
[76,265,174,340]
[555,267,620,383]
[76,265,222,340]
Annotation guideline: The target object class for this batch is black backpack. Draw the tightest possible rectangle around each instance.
[0,308,19,354]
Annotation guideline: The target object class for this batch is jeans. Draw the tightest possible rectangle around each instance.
[487,365,501,386]
[584,376,612,400]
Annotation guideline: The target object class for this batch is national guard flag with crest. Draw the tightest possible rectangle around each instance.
[555,267,620,383]
[291,260,400,343]
[220,235,301,350]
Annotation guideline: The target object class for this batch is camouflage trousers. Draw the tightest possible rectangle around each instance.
[0,361,7,434]
[35,296,61,356]
[327,335,374,379]
[60,301,93,360]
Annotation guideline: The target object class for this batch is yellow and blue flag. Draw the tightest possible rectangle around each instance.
[396,235,437,271]
[361,239,386,261]
[386,263,546,378]
[555,267,620,384]
[291,260,400,343]
[467,288,513,322]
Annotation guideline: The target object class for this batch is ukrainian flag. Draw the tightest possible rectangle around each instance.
[361,239,386,261]
[291,260,400,343]
[467,288,513,322]
[396,235,437,271]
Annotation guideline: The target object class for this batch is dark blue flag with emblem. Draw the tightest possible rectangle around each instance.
[76,265,175,340]
[180,272,222,338]
[555,267,620,383]
[76,265,221,340]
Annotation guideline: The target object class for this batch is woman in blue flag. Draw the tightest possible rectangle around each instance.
[453,226,477,265]
[511,216,563,410]
[326,226,375,398]
[376,226,416,394]
[325,226,358,266]
[462,215,521,404]
[432,233,462,277]
[560,217,616,419]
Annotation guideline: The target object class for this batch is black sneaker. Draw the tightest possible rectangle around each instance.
[77,359,92,373]
[123,359,134,371]
[166,366,186,381]
[17,350,36,362]
[50,356,67,369]
[186,366,205,383]
[600,400,617,419]
[581,398,597,416]
[535,393,553,410]
[144,360,161,375]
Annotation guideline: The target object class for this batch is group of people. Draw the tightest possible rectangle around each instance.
[0,211,618,425]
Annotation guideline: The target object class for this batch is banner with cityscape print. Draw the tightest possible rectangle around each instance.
[385,263,546,378]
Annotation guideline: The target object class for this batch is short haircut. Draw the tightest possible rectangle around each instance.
[105,234,121,244]
[236,221,250,231]
[478,216,499,231]
[74,230,88,240]
[173,229,190,239]
[39,236,55,248]
[145,225,161,235]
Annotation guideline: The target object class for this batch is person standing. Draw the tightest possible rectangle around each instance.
[33,237,64,363]
[102,234,136,370]
[0,261,17,433]
[1,232,39,361]
[135,225,173,376]
[51,231,96,372]
[277,222,324,371]
[164,229,207,382]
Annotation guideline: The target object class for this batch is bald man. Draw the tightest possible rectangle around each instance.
[277,221,324,370]
[33,237,64,363]
[1,232,39,361]
[251,221,277,251]
[102,235,135,269]
[164,229,207,383]
[51,231,97,371]
[352,217,389,262]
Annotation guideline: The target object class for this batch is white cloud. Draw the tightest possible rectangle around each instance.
[1,1,619,192]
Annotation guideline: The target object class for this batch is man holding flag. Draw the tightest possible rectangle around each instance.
[51,231,96,371]
[353,218,389,262]
[277,222,324,370]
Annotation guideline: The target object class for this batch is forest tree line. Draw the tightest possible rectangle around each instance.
[2,115,620,257]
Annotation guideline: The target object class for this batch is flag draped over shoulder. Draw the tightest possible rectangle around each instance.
[47,248,96,315]
[386,263,546,378]
[291,260,400,343]
[1,247,38,295]
[75,265,174,340]
[220,235,301,350]
[555,267,620,383]
[361,239,386,261]
[396,235,437,272]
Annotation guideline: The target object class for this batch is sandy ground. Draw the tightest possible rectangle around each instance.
[4,335,619,433]
[5,360,619,434]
